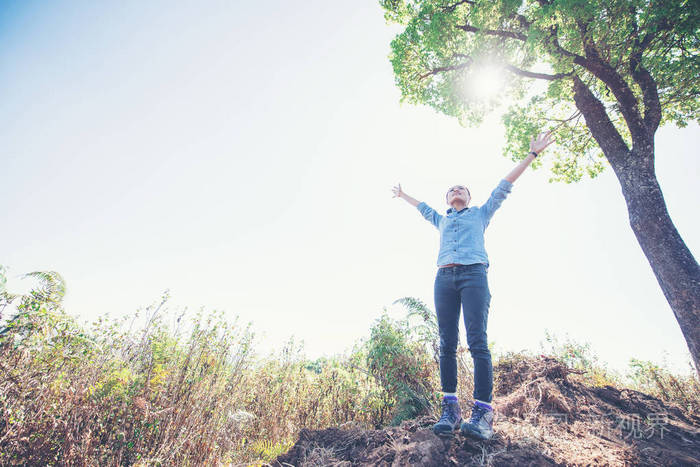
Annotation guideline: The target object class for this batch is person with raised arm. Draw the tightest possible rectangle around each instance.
[391,132,554,440]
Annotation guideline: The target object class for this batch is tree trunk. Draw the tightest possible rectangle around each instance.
[571,75,699,374]
[609,151,700,374]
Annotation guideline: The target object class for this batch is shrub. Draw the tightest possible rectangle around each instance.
[365,312,437,425]
[627,358,700,414]
[540,330,621,387]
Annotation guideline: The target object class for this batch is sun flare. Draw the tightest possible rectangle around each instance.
[464,64,505,101]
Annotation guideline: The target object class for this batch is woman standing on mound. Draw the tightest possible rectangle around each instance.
[391,131,554,440]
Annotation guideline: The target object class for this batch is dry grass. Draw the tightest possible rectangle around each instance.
[1,276,697,465]
[0,292,387,465]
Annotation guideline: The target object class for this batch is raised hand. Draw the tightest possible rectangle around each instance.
[392,183,420,207]
[530,131,555,155]
[504,130,556,183]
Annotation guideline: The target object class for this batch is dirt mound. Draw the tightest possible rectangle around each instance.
[274,356,700,466]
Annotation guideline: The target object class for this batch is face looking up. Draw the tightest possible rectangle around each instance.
[446,185,471,207]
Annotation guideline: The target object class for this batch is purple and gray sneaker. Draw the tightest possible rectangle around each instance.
[433,396,462,437]
[460,400,494,440]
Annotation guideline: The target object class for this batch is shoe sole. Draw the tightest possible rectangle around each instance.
[433,419,463,437]
[433,428,457,438]
[460,425,493,440]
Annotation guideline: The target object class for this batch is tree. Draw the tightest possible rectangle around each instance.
[380,0,700,372]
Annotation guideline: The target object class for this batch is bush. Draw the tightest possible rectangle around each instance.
[365,311,437,425]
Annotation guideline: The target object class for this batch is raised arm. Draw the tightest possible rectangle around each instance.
[503,132,555,184]
[392,183,442,228]
[481,132,554,224]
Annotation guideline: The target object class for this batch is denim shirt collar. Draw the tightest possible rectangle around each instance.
[446,206,470,216]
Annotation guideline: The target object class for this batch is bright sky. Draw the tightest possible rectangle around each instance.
[2,1,698,374]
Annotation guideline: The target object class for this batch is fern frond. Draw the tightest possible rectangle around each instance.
[23,271,66,302]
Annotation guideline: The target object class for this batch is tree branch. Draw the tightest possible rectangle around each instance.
[442,0,475,12]
[513,12,531,30]
[574,19,650,148]
[544,26,587,64]
[456,23,527,41]
[572,75,629,167]
[630,62,661,135]
[503,64,572,81]
[418,58,472,80]
[545,110,583,133]
[629,16,664,134]
[420,54,569,82]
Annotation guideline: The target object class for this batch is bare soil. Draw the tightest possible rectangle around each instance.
[273,357,700,466]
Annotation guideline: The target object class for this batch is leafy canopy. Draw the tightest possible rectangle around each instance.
[381,0,699,182]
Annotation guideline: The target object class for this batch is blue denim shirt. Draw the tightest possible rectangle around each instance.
[417,179,513,267]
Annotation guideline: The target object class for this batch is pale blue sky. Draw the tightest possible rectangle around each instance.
[2,0,698,374]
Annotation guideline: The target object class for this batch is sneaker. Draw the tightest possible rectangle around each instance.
[433,397,462,437]
[460,401,494,440]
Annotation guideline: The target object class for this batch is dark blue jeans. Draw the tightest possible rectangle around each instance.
[434,263,492,402]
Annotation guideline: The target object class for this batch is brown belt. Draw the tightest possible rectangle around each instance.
[438,263,463,268]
